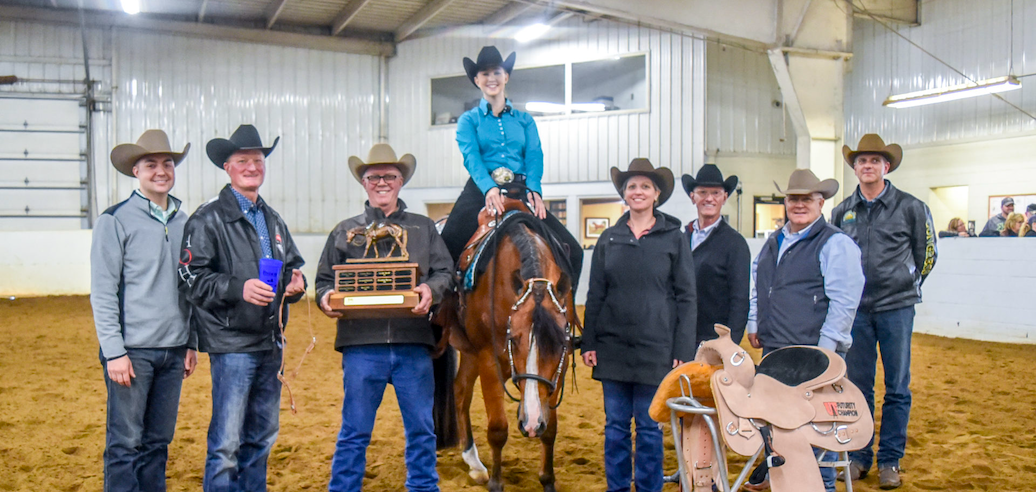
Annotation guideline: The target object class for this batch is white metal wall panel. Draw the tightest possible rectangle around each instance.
[845,0,1036,146]
[387,18,707,188]
[707,43,794,156]
[111,30,381,233]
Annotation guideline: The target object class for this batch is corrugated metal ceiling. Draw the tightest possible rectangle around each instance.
[13,0,547,42]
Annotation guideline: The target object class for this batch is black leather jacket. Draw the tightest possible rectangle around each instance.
[831,181,937,313]
[178,185,306,353]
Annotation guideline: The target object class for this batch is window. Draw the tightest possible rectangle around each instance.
[429,52,649,126]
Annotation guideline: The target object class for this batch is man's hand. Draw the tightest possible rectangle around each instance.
[184,349,198,379]
[107,355,135,387]
[581,351,597,367]
[285,269,305,296]
[243,278,276,306]
[320,291,343,318]
[673,359,683,368]
[485,188,506,215]
[412,284,433,315]
[747,333,762,349]
[527,191,547,219]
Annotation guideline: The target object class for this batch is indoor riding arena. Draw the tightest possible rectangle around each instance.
[2,1,1035,492]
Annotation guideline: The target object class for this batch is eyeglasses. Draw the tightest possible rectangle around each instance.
[364,174,401,184]
[693,189,726,199]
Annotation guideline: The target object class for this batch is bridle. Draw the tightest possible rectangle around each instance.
[503,277,572,408]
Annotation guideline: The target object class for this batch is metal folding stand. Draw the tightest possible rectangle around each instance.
[662,374,856,492]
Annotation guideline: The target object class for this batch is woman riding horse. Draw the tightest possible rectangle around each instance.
[438,46,582,282]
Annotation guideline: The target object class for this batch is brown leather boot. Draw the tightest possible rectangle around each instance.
[878,465,902,489]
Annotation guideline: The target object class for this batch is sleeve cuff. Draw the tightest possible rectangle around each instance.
[746,320,758,335]
[817,335,840,351]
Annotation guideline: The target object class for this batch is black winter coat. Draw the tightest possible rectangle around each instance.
[178,185,306,353]
[314,201,454,351]
[582,210,697,386]
[831,181,937,313]
[685,219,750,344]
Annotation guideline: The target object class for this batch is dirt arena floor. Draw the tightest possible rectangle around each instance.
[1,296,1034,491]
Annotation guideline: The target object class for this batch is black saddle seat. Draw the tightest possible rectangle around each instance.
[756,346,830,387]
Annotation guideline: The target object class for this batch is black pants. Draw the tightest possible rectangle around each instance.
[441,178,583,284]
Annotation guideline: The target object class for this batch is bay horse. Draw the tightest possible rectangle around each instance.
[434,208,579,492]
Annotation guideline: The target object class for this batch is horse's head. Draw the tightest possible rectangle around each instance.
[502,226,574,439]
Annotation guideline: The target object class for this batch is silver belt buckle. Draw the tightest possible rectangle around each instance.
[491,167,514,186]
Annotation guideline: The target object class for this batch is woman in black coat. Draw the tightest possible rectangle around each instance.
[581,158,697,492]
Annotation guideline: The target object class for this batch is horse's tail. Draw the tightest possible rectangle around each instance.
[433,346,459,449]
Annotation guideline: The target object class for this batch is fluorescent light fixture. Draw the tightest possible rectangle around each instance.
[514,23,550,43]
[570,103,606,112]
[525,102,567,113]
[121,0,141,15]
[883,76,1021,108]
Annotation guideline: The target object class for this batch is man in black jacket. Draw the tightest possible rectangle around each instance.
[315,144,453,492]
[680,165,750,344]
[832,134,937,489]
[178,124,306,492]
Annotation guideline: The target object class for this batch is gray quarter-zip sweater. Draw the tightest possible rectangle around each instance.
[90,191,191,359]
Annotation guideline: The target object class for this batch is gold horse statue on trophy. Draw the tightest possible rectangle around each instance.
[346,221,409,261]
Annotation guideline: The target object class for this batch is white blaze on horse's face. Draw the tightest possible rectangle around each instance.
[520,333,545,438]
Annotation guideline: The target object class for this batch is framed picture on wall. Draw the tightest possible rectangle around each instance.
[585,217,609,238]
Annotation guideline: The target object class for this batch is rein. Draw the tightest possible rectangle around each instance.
[276,289,317,414]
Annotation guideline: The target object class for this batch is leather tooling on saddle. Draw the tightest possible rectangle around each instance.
[458,200,573,292]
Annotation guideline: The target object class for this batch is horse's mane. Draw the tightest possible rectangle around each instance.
[505,225,568,359]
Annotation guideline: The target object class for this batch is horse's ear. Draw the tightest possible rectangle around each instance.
[511,270,524,295]
[556,274,571,297]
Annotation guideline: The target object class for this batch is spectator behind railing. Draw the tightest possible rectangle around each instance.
[1023,216,1034,237]
[938,217,971,238]
[979,197,1014,236]
[1000,213,1026,237]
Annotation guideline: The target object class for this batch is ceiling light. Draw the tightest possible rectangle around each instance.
[514,23,550,43]
[883,76,1021,108]
[121,0,141,15]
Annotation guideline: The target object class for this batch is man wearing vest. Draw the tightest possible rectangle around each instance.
[744,169,865,492]
[832,134,938,489]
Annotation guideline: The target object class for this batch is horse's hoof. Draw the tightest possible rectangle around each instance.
[488,479,504,492]
[468,469,489,484]
[542,485,556,492]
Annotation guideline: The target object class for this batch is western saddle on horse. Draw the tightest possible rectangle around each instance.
[650,325,873,492]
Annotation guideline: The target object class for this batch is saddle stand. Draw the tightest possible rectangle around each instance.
[651,325,873,492]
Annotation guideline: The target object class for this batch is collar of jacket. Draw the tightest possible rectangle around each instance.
[363,199,408,222]
[766,214,829,253]
[130,189,182,218]
[847,179,896,209]
[614,209,681,238]
[217,184,266,223]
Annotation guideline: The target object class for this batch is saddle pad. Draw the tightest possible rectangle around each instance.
[649,361,719,423]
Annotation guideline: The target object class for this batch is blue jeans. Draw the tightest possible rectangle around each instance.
[601,380,662,492]
[102,347,186,492]
[846,306,914,470]
[204,349,282,492]
[329,344,438,492]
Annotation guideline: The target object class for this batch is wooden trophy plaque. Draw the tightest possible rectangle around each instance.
[327,221,424,318]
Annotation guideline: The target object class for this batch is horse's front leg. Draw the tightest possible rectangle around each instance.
[456,351,488,484]
[538,403,558,492]
[478,351,509,492]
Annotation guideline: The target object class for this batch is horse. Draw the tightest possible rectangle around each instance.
[346,221,408,259]
[434,210,579,492]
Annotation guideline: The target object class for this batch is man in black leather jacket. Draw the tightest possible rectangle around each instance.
[178,124,306,492]
[832,134,937,490]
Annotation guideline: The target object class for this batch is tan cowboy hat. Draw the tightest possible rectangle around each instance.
[110,130,190,177]
[610,158,675,206]
[842,133,903,173]
[348,143,416,185]
[774,169,839,199]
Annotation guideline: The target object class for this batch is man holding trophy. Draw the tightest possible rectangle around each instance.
[315,143,454,492]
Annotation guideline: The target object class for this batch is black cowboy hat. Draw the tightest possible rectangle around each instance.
[206,124,280,168]
[463,46,516,87]
[681,164,738,195]
[610,158,675,206]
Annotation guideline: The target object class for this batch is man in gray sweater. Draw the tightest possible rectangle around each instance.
[91,130,197,492]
